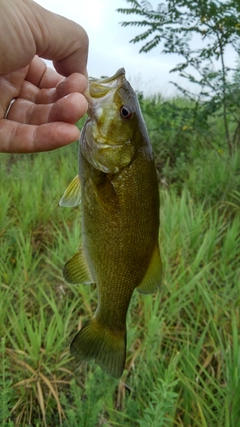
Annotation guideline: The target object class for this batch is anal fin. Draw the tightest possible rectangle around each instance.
[137,244,162,294]
[63,248,93,285]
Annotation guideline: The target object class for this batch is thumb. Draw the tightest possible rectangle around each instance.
[0,0,88,77]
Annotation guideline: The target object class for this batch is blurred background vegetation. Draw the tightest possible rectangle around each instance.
[1,0,240,426]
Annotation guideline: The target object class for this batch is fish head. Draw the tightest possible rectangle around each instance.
[82,68,149,174]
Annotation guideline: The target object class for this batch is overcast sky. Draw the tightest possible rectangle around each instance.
[36,0,236,97]
[35,0,185,96]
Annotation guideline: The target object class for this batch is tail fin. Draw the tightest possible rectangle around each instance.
[70,319,126,378]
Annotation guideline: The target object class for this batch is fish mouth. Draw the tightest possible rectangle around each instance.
[85,68,125,103]
[90,68,125,84]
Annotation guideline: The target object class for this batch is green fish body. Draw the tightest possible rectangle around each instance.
[60,69,162,378]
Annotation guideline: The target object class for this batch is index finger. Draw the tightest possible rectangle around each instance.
[25,56,64,88]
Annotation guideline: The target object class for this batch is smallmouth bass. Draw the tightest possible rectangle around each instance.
[60,68,162,378]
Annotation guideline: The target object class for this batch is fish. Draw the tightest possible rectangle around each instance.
[59,68,162,378]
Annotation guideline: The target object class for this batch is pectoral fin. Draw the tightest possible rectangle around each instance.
[59,175,81,207]
[63,248,93,285]
[137,245,162,294]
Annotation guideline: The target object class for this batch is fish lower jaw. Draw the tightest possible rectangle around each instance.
[93,136,131,149]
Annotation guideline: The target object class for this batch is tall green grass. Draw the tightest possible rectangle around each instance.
[0,109,240,426]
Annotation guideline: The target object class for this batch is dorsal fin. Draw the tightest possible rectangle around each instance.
[137,245,162,294]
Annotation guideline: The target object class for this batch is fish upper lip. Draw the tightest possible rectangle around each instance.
[89,68,125,85]
[84,68,126,102]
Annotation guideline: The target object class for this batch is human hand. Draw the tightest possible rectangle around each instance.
[0,0,89,153]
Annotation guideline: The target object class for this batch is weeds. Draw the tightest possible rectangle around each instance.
[0,338,14,427]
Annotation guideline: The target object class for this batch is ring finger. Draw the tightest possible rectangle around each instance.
[6,92,88,125]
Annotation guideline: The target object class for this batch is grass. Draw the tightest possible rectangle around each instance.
[0,104,240,426]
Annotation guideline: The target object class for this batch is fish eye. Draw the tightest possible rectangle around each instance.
[120,105,133,119]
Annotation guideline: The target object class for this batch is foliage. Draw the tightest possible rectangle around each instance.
[137,92,206,181]
[0,108,240,425]
[118,0,240,155]
[138,92,240,193]
[60,372,117,427]
[0,339,14,427]
[138,354,179,426]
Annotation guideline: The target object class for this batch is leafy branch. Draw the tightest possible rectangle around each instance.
[118,0,240,155]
